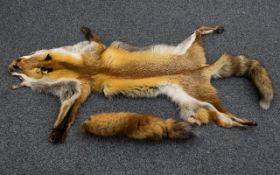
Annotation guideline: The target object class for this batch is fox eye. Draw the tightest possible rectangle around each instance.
[44,54,52,61]
[40,67,53,74]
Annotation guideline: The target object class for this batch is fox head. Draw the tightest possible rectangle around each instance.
[8,41,105,80]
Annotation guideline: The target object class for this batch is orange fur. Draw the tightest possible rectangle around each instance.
[81,112,192,140]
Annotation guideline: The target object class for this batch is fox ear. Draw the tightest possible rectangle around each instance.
[44,54,52,61]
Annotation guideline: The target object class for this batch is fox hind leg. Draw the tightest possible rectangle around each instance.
[185,106,257,128]
[151,25,224,55]
[111,25,224,55]
[186,93,257,128]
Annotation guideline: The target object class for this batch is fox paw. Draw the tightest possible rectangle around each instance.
[49,128,67,144]
[214,26,224,34]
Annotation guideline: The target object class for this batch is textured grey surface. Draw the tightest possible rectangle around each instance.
[0,0,279,174]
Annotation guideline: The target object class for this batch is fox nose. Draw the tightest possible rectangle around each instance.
[8,58,22,72]
[13,59,21,68]
[12,64,19,69]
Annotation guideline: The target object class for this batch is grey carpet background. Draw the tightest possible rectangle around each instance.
[0,0,279,174]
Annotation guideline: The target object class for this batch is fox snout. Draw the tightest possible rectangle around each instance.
[8,58,21,72]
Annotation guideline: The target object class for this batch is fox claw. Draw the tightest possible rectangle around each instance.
[11,84,24,89]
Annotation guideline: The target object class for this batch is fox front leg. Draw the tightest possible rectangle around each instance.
[48,81,91,144]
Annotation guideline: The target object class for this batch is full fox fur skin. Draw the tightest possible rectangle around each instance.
[8,25,274,143]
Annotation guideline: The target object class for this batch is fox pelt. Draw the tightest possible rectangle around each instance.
[8,25,274,143]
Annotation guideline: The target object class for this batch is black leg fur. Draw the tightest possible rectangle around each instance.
[214,26,224,34]
[49,106,73,144]
[80,26,94,41]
